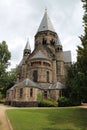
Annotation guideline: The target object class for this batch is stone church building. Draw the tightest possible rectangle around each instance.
[6,10,71,107]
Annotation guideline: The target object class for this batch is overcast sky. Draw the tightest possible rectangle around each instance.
[0,0,84,70]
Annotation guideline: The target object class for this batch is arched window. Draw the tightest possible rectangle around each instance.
[50,39,55,45]
[33,70,38,82]
[42,38,47,45]
[47,71,49,82]
[30,88,33,97]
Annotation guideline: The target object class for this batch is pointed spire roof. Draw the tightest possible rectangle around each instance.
[37,9,55,33]
[24,38,31,50]
[56,36,62,46]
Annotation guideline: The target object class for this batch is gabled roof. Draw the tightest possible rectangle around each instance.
[24,39,31,50]
[37,10,55,33]
[30,50,49,60]
[49,82,65,90]
[63,51,72,63]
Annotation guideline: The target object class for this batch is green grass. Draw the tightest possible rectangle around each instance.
[6,108,87,130]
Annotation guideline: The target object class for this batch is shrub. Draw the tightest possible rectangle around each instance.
[58,97,81,107]
[38,99,58,107]
[58,97,72,107]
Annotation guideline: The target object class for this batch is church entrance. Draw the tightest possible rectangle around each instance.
[44,90,47,99]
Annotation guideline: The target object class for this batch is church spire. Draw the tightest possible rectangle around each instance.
[24,38,31,51]
[24,39,31,56]
[37,9,55,33]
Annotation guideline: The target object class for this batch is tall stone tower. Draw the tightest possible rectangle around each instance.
[35,9,57,53]
[34,9,65,83]
[17,39,31,82]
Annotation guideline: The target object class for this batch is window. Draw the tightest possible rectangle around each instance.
[30,88,33,97]
[20,88,23,98]
[50,39,55,45]
[47,71,49,82]
[42,38,47,45]
[33,70,38,82]
[31,61,41,66]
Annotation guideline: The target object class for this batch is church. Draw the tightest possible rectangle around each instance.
[6,10,71,107]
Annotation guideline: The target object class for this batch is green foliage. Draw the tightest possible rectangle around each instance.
[65,63,82,104]
[58,97,71,107]
[37,93,43,102]
[76,0,87,102]
[58,97,81,107]
[7,108,87,130]
[0,41,11,97]
[38,99,58,107]
[0,41,11,71]
[1,68,18,97]
[65,0,87,103]
[0,92,3,99]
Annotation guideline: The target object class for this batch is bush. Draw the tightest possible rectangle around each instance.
[58,97,72,107]
[58,97,81,107]
[0,92,3,99]
[38,99,58,107]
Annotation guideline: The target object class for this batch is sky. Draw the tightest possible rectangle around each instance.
[0,0,84,70]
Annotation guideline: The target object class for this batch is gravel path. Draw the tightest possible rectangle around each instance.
[0,105,14,130]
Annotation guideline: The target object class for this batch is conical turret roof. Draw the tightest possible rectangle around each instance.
[37,9,55,33]
[24,39,31,50]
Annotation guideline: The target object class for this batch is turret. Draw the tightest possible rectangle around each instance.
[23,39,31,57]
[55,37,65,83]
[17,39,31,82]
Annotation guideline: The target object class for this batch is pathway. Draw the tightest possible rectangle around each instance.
[0,105,13,130]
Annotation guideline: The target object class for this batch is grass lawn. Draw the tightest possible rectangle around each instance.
[6,108,87,130]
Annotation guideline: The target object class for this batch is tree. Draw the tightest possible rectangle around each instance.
[77,0,87,102]
[58,0,87,106]
[1,67,18,97]
[65,63,82,105]
[0,41,11,97]
[0,41,11,69]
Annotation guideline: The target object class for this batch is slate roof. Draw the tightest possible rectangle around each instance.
[37,10,55,33]
[63,51,72,63]
[8,84,17,91]
[49,82,65,90]
[30,50,49,60]
[8,78,41,91]
[56,36,61,45]
[24,39,31,50]
[17,78,38,88]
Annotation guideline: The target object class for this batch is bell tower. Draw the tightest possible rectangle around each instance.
[35,9,58,53]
